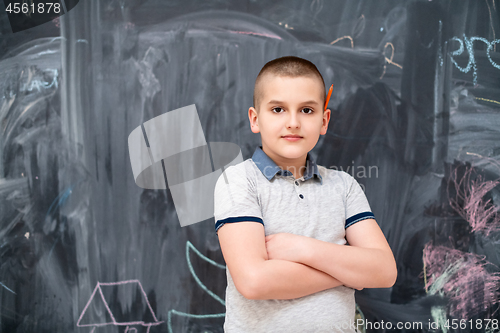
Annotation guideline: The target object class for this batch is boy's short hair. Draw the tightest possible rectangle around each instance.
[253,56,326,112]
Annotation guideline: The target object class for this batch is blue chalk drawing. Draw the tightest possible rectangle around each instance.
[167,241,226,333]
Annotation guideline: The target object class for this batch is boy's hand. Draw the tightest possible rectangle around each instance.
[265,233,308,263]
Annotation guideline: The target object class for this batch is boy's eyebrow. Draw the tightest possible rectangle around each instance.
[266,100,320,106]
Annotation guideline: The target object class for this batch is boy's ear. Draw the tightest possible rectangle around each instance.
[248,107,260,134]
[320,108,331,135]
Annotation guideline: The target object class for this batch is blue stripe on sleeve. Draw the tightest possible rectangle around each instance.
[345,212,375,229]
[215,216,265,234]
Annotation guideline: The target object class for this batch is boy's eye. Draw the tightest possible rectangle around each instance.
[271,107,314,114]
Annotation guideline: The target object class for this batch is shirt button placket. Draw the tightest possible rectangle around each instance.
[294,180,304,199]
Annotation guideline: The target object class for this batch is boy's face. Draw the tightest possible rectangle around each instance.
[248,74,331,166]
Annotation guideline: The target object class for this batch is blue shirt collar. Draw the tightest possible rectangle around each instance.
[251,146,323,184]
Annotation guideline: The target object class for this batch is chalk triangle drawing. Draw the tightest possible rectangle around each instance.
[77,280,163,332]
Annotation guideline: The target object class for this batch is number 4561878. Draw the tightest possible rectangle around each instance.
[5,2,61,14]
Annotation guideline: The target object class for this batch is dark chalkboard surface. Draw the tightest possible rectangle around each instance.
[1,0,499,332]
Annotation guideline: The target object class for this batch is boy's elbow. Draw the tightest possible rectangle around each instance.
[389,265,398,287]
[381,259,398,288]
[238,281,259,300]
[235,270,263,300]
[241,285,260,300]
[368,252,397,289]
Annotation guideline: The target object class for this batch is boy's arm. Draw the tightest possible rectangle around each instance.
[265,219,397,289]
[217,221,345,300]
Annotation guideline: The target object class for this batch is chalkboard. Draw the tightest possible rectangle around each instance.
[1,0,499,332]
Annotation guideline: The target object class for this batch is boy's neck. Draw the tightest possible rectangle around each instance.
[261,146,308,180]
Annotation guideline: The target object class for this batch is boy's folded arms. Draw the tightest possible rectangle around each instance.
[217,221,368,300]
[264,219,397,289]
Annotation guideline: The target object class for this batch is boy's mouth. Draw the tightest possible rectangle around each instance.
[282,135,303,141]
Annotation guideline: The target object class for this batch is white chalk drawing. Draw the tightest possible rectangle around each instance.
[449,34,500,84]
[77,280,163,333]
[127,104,243,227]
[0,282,15,294]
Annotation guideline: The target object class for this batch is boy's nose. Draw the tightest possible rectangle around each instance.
[286,112,300,128]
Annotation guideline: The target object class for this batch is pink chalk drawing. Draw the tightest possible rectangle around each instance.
[77,280,163,333]
[422,242,500,319]
[447,162,500,237]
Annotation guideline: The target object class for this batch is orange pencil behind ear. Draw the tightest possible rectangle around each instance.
[324,84,333,111]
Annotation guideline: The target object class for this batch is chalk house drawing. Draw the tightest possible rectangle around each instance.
[77,280,163,333]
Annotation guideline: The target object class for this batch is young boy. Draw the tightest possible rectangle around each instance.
[213,56,397,332]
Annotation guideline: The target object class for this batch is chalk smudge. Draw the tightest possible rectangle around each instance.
[447,162,500,237]
[423,242,500,319]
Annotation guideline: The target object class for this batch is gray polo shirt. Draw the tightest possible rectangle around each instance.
[214,146,375,333]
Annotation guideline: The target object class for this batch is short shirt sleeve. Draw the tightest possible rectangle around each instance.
[213,162,264,235]
[343,172,376,229]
